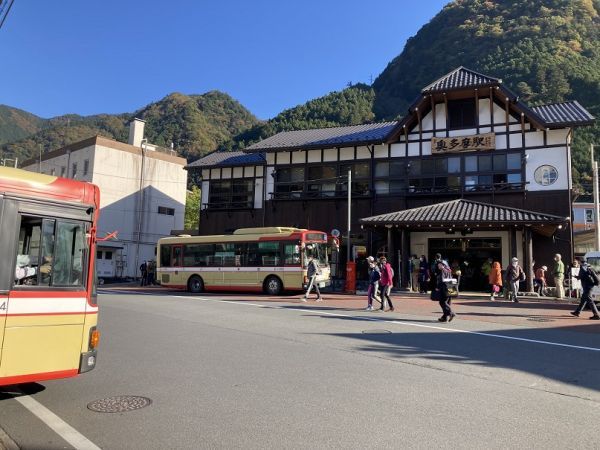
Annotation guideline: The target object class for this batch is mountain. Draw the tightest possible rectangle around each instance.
[0,91,259,162]
[226,83,376,151]
[0,105,46,145]
[372,0,600,185]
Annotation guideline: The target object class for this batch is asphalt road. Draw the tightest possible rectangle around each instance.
[1,291,600,449]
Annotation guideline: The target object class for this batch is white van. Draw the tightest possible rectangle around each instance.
[584,251,600,301]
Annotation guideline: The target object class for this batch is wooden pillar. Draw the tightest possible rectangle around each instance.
[386,226,395,286]
[524,227,534,292]
[510,228,517,259]
[400,228,409,288]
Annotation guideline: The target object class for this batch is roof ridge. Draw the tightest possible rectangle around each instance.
[276,120,399,133]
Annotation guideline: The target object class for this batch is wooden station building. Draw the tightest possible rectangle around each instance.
[186,67,595,290]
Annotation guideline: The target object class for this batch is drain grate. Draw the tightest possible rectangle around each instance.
[87,395,152,413]
[362,329,392,334]
[527,318,555,322]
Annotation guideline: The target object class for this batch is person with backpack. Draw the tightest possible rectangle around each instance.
[570,257,600,320]
[506,257,525,303]
[302,255,323,302]
[378,256,394,312]
[431,253,455,322]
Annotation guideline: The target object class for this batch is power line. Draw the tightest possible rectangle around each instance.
[0,0,15,30]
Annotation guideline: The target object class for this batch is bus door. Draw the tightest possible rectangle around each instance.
[169,244,184,286]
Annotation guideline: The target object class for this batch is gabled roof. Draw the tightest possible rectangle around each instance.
[185,150,265,170]
[532,101,595,127]
[244,122,398,153]
[359,199,567,226]
[421,66,502,93]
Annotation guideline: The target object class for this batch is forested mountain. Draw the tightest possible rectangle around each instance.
[372,0,600,186]
[0,91,259,162]
[0,105,46,145]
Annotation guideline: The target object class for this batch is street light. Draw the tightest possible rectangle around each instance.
[591,144,600,250]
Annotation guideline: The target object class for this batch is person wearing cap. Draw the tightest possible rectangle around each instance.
[571,256,600,320]
[534,265,548,296]
[552,253,565,299]
[431,253,455,322]
[506,257,525,303]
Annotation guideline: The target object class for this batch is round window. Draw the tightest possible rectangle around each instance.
[534,165,558,186]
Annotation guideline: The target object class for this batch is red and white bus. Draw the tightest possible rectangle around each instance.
[157,227,331,295]
[0,167,100,386]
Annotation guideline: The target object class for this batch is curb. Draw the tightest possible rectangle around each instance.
[0,427,18,450]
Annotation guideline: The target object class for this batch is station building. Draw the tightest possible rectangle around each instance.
[187,67,595,290]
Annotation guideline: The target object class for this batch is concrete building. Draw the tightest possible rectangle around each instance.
[21,119,188,279]
[187,67,595,291]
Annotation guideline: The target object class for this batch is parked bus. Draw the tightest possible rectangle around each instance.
[0,167,100,386]
[157,227,331,295]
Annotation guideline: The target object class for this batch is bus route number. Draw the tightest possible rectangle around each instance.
[0,301,6,311]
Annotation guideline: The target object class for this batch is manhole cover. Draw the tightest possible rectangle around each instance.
[87,395,152,413]
[362,329,392,334]
[527,318,554,322]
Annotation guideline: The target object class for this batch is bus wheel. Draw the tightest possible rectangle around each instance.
[187,275,204,294]
[264,276,283,296]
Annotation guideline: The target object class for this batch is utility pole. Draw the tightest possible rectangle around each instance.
[39,144,42,172]
[347,169,352,262]
[592,144,600,250]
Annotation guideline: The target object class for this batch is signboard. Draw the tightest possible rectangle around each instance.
[431,132,495,154]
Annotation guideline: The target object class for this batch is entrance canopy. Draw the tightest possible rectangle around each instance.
[359,199,568,236]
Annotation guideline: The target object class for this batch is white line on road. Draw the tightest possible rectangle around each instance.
[173,296,600,353]
[13,390,101,450]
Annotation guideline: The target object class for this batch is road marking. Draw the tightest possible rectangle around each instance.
[173,296,600,353]
[13,390,101,450]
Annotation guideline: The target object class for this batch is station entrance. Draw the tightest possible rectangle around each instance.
[428,237,502,291]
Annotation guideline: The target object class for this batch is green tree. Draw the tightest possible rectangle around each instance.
[184,186,201,230]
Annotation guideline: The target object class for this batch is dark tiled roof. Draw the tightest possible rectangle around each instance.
[244,122,398,153]
[532,101,595,126]
[185,151,265,169]
[421,67,501,93]
[359,199,567,225]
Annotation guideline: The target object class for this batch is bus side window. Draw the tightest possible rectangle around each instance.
[160,245,172,267]
[258,242,280,266]
[284,242,301,265]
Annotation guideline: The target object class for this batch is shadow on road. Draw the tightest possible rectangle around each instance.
[0,382,45,400]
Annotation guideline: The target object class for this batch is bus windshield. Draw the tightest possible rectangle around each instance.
[304,242,328,266]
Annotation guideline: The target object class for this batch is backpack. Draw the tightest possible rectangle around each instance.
[581,266,599,287]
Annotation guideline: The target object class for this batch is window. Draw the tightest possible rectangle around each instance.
[586,209,594,223]
[340,163,370,196]
[60,166,66,177]
[274,167,305,199]
[158,206,175,216]
[97,250,103,259]
[447,99,476,129]
[183,243,214,267]
[105,251,113,260]
[209,179,254,208]
[15,216,87,287]
[72,163,78,178]
[307,166,337,197]
[83,159,90,176]
[284,242,301,265]
[50,168,56,176]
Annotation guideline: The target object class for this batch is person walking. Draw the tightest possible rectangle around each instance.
[302,255,323,302]
[366,260,381,311]
[534,265,547,296]
[139,261,148,286]
[431,253,455,322]
[552,253,565,299]
[570,257,600,320]
[410,254,420,292]
[506,257,524,303]
[378,256,394,312]
[489,261,503,301]
[418,255,429,293]
[481,257,492,291]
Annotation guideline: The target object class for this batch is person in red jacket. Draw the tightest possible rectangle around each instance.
[378,256,395,312]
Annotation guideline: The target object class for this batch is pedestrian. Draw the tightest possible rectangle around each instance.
[147,260,156,285]
[534,265,547,296]
[418,255,429,293]
[139,261,148,286]
[410,254,420,292]
[481,257,492,290]
[570,256,600,320]
[302,254,323,302]
[506,257,525,303]
[451,259,462,293]
[552,253,565,299]
[431,253,455,322]
[489,261,503,301]
[378,256,394,312]
[365,259,381,311]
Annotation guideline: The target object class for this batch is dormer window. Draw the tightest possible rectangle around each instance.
[447,99,476,129]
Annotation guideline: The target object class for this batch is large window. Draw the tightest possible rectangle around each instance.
[275,167,305,198]
[15,216,87,287]
[448,99,476,129]
[162,241,289,267]
[464,153,522,192]
[208,179,254,209]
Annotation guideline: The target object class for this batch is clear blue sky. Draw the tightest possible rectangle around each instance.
[0,0,449,120]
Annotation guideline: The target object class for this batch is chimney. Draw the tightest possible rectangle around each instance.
[128,118,146,147]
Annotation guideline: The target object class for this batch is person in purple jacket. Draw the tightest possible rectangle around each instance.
[378,256,395,312]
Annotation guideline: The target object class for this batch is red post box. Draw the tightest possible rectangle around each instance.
[345,261,356,294]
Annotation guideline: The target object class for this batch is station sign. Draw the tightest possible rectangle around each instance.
[431,132,495,154]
